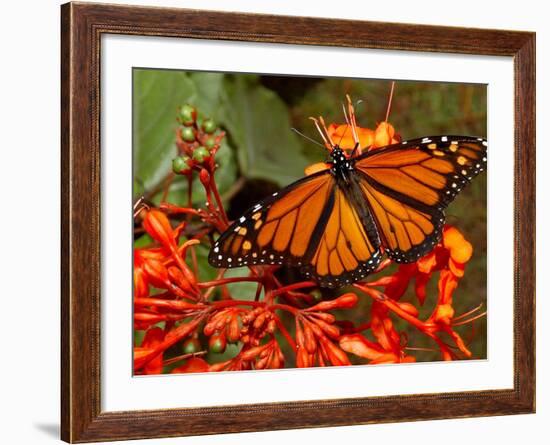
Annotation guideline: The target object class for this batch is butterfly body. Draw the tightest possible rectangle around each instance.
[209,135,487,288]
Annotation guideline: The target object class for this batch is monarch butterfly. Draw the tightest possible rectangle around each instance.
[209,109,487,288]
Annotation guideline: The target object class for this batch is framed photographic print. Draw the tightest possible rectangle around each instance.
[61,2,535,442]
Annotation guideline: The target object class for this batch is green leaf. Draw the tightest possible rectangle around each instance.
[194,243,219,284]
[220,76,311,186]
[133,69,227,193]
[222,267,263,301]
[133,69,196,189]
[134,233,154,249]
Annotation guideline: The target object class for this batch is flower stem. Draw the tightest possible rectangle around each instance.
[199,276,263,288]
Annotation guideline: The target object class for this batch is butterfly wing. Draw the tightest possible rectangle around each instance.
[353,135,487,263]
[301,180,382,288]
[209,170,335,269]
[209,169,382,288]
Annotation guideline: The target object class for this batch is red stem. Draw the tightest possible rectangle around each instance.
[274,316,297,351]
[198,276,263,288]
[209,173,229,225]
[269,281,317,298]
[354,284,427,332]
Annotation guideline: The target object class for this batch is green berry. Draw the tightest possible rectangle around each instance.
[182,338,201,355]
[204,137,216,150]
[179,104,196,125]
[202,118,216,134]
[181,127,195,142]
[172,156,190,174]
[192,146,209,163]
[209,333,227,353]
[310,289,323,302]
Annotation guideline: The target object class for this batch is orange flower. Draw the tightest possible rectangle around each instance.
[327,123,374,150]
[372,121,400,149]
[434,303,455,325]
[339,334,385,360]
[142,209,176,251]
[327,121,399,151]
[139,327,165,375]
[443,225,473,277]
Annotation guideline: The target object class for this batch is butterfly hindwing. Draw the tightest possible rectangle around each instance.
[354,135,487,262]
[300,183,382,288]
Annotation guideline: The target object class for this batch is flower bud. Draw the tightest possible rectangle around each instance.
[209,332,227,353]
[204,137,216,150]
[202,118,216,134]
[141,327,165,375]
[305,292,358,312]
[142,258,171,289]
[310,312,335,323]
[134,268,149,298]
[339,334,383,360]
[227,315,240,342]
[142,209,175,249]
[240,344,267,361]
[373,122,398,148]
[253,311,268,330]
[296,347,310,368]
[179,104,196,126]
[321,337,350,366]
[172,156,191,174]
[397,302,419,317]
[295,321,305,348]
[434,304,455,325]
[167,266,194,294]
[303,323,317,354]
[181,126,196,142]
[199,168,210,187]
[314,319,340,339]
[255,355,269,370]
[192,146,209,163]
[182,336,201,355]
[443,225,473,264]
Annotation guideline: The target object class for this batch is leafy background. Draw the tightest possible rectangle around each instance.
[133,68,487,364]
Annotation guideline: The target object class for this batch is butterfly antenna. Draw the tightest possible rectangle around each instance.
[319,116,336,146]
[309,117,333,151]
[384,81,396,122]
[133,196,150,218]
[346,94,361,154]
[291,127,326,149]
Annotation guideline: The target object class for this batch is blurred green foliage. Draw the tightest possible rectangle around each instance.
[133,68,487,363]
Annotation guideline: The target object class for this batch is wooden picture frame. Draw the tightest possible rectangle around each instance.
[61,2,535,442]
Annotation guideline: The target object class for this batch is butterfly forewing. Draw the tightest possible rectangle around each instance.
[354,135,487,263]
[209,171,335,269]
